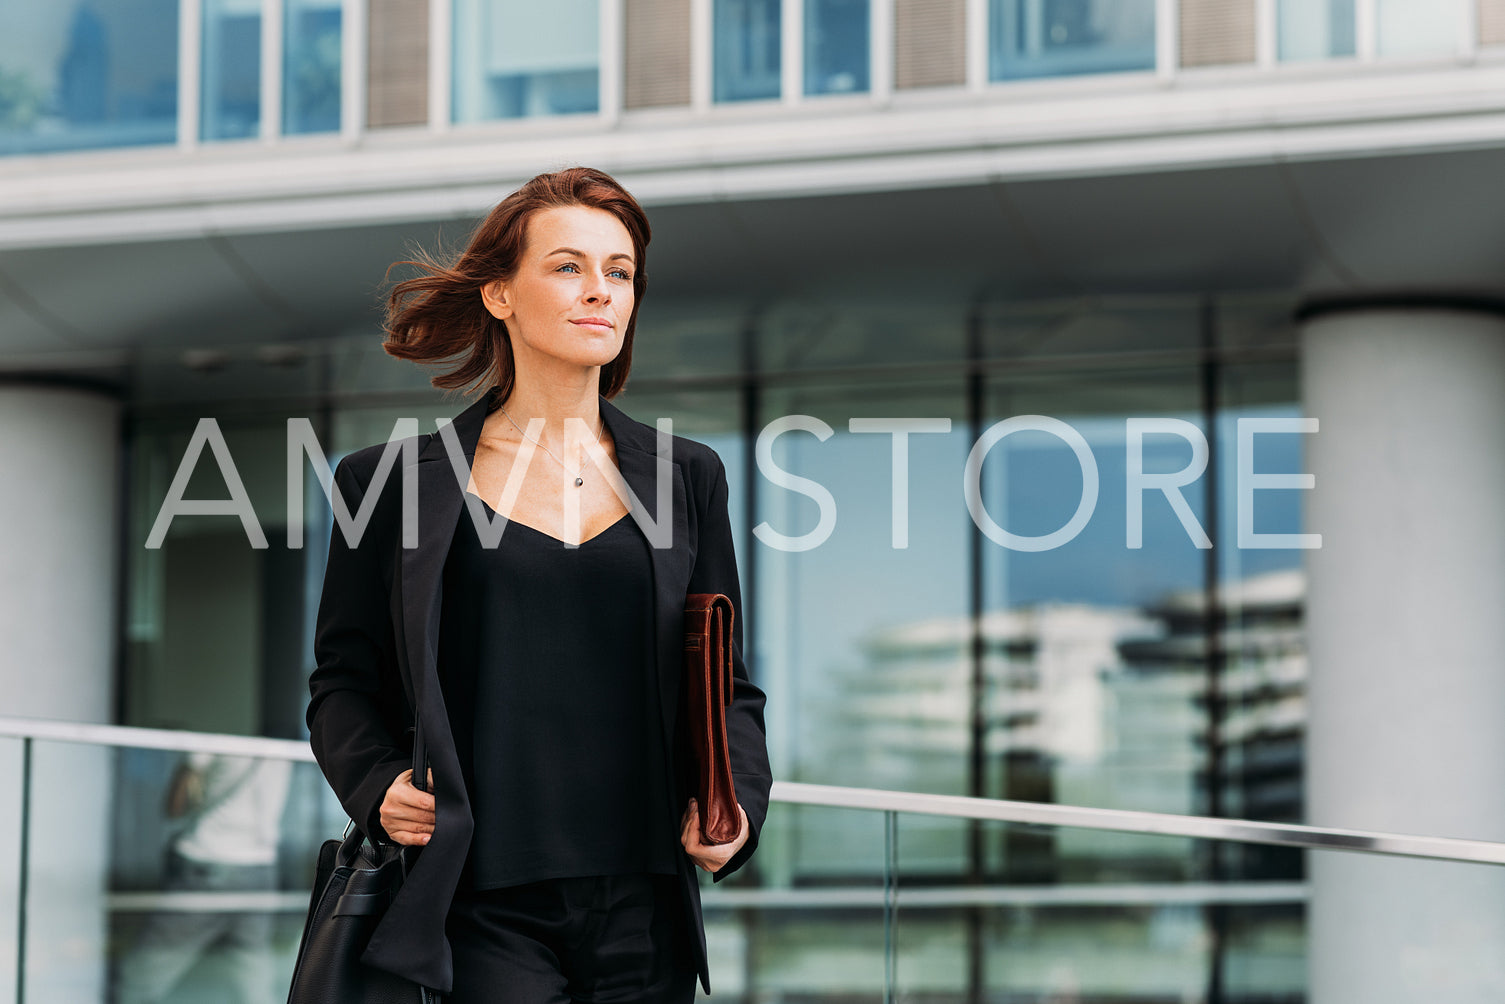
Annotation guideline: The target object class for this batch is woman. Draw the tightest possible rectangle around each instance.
[307,166,772,1002]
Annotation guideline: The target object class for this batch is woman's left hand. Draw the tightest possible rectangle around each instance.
[680,798,749,874]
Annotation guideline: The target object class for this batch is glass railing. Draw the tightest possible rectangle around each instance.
[708,785,1505,1001]
[0,719,335,1004]
[4,715,1504,1002]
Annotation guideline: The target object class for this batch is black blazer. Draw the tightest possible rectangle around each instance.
[306,386,773,995]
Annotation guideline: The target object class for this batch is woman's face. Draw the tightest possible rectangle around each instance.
[481,204,637,375]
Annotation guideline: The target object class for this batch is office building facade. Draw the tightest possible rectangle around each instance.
[3,1,1505,999]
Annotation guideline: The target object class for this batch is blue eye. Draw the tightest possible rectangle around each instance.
[556,262,631,280]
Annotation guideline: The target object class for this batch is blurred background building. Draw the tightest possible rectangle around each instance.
[2,0,1505,1000]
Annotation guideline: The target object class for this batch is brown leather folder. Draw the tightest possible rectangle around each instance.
[683,593,740,846]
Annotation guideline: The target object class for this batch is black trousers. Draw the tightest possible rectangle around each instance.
[444,873,698,1003]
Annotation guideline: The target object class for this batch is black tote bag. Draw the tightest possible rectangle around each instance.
[287,730,441,1004]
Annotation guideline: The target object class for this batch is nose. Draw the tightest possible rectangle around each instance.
[583,274,611,305]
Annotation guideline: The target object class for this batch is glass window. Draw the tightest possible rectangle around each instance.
[981,297,1202,359]
[626,300,751,380]
[452,0,600,121]
[611,387,748,578]
[127,413,312,736]
[754,379,971,810]
[202,0,261,140]
[283,0,341,134]
[805,0,869,96]
[988,0,1156,81]
[1278,0,1356,60]
[980,365,1212,858]
[0,0,178,156]
[1376,0,1465,57]
[1215,362,1306,865]
[757,294,970,372]
[714,0,781,102]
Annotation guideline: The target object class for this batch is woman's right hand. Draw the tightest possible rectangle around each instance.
[379,768,435,846]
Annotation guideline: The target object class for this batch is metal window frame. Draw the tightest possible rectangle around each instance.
[1156,0,1178,79]
[785,0,805,101]
[1256,0,1277,67]
[341,0,367,141]
[700,0,894,109]
[1356,0,1377,59]
[429,0,453,129]
[178,0,203,150]
[602,0,625,124]
[692,0,713,110]
[261,0,283,140]
[1459,0,1481,56]
[967,0,988,90]
[180,0,361,145]
[871,0,894,103]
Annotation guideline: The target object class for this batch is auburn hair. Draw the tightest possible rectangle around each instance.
[380,166,651,403]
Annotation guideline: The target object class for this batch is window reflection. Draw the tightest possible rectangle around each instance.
[759,296,970,372]
[1216,366,1308,883]
[1278,0,1356,61]
[715,0,782,102]
[125,414,321,738]
[754,380,971,877]
[452,0,600,121]
[108,749,343,1002]
[117,298,1307,1001]
[989,0,1156,81]
[202,0,261,140]
[975,373,1212,886]
[0,0,178,155]
[805,0,869,96]
[1376,0,1465,56]
[283,0,341,134]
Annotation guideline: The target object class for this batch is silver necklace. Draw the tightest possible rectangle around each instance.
[498,406,605,487]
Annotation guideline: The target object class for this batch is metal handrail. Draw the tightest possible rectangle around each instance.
[101,881,1310,915]
[5,715,1504,866]
[0,716,313,760]
[774,782,1505,866]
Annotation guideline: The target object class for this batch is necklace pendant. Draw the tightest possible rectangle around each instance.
[574,476,584,487]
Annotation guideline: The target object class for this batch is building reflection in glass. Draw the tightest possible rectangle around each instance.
[0,0,178,155]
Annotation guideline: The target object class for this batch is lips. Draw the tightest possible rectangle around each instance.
[570,317,613,330]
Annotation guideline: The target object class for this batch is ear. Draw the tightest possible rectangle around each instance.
[480,278,513,321]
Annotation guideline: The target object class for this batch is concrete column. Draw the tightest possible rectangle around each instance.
[0,382,122,720]
[1301,303,1505,1003]
[0,382,122,1004]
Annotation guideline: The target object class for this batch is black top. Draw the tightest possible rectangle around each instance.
[436,493,679,890]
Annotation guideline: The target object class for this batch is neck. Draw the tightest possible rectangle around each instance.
[494,365,604,452]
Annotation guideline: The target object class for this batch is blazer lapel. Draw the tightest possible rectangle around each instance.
[599,396,693,756]
[365,387,493,987]
[398,386,496,720]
